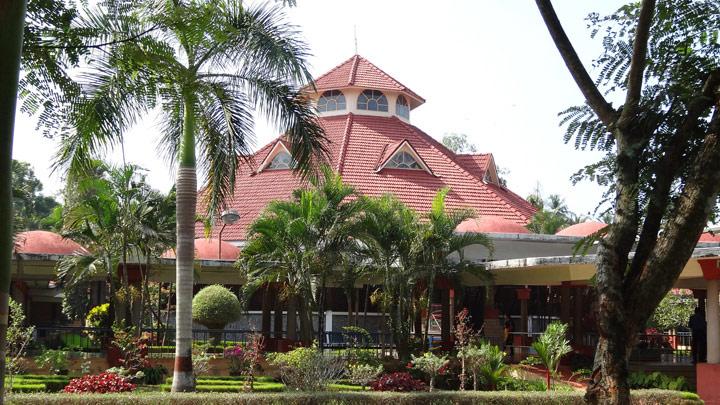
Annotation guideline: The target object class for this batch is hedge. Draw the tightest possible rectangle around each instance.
[5,390,702,405]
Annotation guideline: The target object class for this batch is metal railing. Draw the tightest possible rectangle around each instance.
[631,332,692,363]
[33,326,113,353]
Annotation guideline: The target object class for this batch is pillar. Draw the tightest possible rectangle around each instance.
[273,295,284,339]
[708,279,720,364]
[573,287,584,344]
[441,288,451,343]
[516,288,530,334]
[560,282,571,325]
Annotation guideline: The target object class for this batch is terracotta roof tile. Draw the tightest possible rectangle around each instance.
[198,114,536,241]
[313,55,425,103]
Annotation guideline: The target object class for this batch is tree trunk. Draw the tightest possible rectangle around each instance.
[0,1,27,402]
[261,284,272,340]
[273,290,283,339]
[298,296,313,345]
[171,94,197,392]
[286,294,297,341]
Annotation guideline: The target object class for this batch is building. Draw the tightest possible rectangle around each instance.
[10,56,720,392]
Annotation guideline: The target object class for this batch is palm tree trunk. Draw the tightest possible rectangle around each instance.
[261,284,272,340]
[171,94,197,392]
[0,2,27,402]
[286,293,297,341]
[423,272,435,349]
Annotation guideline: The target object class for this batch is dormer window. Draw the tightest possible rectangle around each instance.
[258,141,296,172]
[317,90,346,112]
[386,151,420,169]
[357,90,388,112]
[377,140,434,175]
[396,95,409,119]
[268,151,294,169]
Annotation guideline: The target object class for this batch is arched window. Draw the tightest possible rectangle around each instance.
[386,151,421,169]
[357,90,388,112]
[268,151,294,169]
[317,90,346,112]
[396,95,409,119]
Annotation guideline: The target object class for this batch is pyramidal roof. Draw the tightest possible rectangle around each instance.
[312,55,425,104]
[197,114,536,241]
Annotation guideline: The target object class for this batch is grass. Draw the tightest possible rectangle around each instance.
[4,390,703,405]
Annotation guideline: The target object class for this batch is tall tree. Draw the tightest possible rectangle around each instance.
[535,1,720,403]
[442,133,477,154]
[53,1,325,391]
[12,160,60,232]
[0,1,29,403]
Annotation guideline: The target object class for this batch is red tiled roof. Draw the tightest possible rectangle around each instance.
[162,238,240,261]
[699,232,720,243]
[198,113,536,241]
[456,216,531,234]
[555,221,607,237]
[313,55,425,103]
[14,230,88,255]
[455,154,492,180]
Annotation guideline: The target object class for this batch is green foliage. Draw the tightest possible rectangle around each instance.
[442,133,477,153]
[192,285,242,329]
[35,349,70,375]
[627,371,689,391]
[267,346,345,391]
[85,303,110,329]
[12,160,60,232]
[531,322,572,381]
[411,352,449,391]
[7,298,35,376]
[650,289,697,331]
[5,390,704,404]
[477,342,508,390]
[346,364,383,389]
[496,377,547,392]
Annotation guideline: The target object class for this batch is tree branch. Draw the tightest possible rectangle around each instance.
[535,0,617,126]
[625,69,720,287]
[617,0,656,130]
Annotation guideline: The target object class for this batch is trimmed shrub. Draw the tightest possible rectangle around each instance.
[63,373,135,393]
[370,372,427,392]
[3,390,703,404]
[192,285,242,330]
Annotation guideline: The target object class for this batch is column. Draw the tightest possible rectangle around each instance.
[441,288,451,343]
[708,279,720,364]
[573,288,584,344]
[273,295,284,339]
[560,282,571,325]
[261,284,273,340]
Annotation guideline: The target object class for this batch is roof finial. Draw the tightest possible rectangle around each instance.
[353,25,358,55]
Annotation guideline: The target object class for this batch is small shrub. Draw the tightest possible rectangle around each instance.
[35,349,69,375]
[223,334,264,391]
[410,351,449,391]
[476,342,507,391]
[531,321,571,390]
[63,373,135,393]
[346,364,383,390]
[628,371,689,391]
[143,364,168,385]
[192,285,242,332]
[370,372,427,392]
[268,345,345,391]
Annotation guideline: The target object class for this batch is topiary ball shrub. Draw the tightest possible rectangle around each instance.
[63,373,135,393]
[192,285,242,330]
[370,372,427,392]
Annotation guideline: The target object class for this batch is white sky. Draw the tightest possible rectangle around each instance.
[12,0,628,217]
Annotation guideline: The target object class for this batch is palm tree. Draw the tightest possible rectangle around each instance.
[357,195,421,361]
[418,188,493,347]
[240,168,363,345]
[54,1,325,391]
